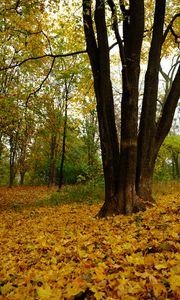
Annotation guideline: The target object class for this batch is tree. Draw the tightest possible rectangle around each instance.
[58,77,69,189]
[82,0,180,216]
[164,135,180,180]
[0,0,179,215]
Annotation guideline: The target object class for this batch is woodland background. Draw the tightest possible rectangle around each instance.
[0,0,179,188]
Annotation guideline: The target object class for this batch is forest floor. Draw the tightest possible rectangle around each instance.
[0,184,179,299]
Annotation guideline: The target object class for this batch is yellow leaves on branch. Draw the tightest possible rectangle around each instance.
[0,187,179,299]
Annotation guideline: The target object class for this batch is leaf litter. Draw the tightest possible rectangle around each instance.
[0,187,179,299]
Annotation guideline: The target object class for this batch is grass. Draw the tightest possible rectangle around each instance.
[34,179,104,207]
[153,180,180,199]
[1,180,179,211]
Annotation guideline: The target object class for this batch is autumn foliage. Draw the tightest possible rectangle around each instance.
[0,186,179,299]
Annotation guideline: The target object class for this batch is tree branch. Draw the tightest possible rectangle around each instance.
[119,0,129,15]
[162,13,180,45]
[109,41,118,51]
[156,64,180,149]
[15,0,21,10]
[0,50,87,71]
[159,63,169,82]
[107,0,126,67]
[25,56,55,105]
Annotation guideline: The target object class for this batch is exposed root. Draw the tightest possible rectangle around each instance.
[134,196,156,213]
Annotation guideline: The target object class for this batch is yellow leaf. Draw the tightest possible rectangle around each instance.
[154,262,167,270]
[1,282,13,295]
[149,275,167,298]
[36,284,52,298]
[169,275,180,290]
[65,278,87,298]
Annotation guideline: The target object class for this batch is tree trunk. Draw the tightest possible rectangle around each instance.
[137,64,180,201]
[83,0,180,216]
[58,79,68,190]
[136,0,166,202]
[20,171,25,186]
[83,0,144,216]
[118,0,144,214]
[9,135,17,187]
[0,134,3,160]
[48,134,57,187]
[172,151,179,179]
[83,0,121,216]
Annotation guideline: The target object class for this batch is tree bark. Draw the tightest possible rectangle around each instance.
[137,65,180,201]
[118,0,144,214]
[83,0,179,216]
[48,134,57,187]
[83,0,121,216]
[20,171,25,186]
[58,79,68,190]
[136,0,166,202]
[83,0,144,216]
[9,135,18,187]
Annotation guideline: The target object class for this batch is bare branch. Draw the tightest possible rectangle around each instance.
[156,64,180,148]
[0,50,87,71]
[15,0,21,10]
[109,41,118,50]
[26,56,55,105]
[170,26,179,44]
[107,0,126,66]
[159,63,169,82]
[162,13,180,45]
[41,31,53,55]
[119,0,129,15]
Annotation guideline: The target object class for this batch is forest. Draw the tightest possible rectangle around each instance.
[0,0,180,299]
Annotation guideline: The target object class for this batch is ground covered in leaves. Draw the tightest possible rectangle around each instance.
[0,186,179,299]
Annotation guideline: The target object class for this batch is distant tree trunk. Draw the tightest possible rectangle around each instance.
[172,151,179,179]
[9,135,18,187]
[58,80,68,190]
[48,134,57,186]
[0,134,3,160]
[84,110,98,166]
[20,171,25,186]
[19,139,27,186]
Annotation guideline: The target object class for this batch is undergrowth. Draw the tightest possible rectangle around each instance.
[35,179,104,207]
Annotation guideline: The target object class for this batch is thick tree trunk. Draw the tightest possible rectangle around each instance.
[137,0,166,202]
[83,0,179,216]
[118,0,144,214]
[137,64,180,201]
[83,0,144,216]
[136,163,155,203]
[83,0,121,216]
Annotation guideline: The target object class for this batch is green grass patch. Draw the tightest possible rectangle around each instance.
[153,180,180,199]
[36,179,104,207]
